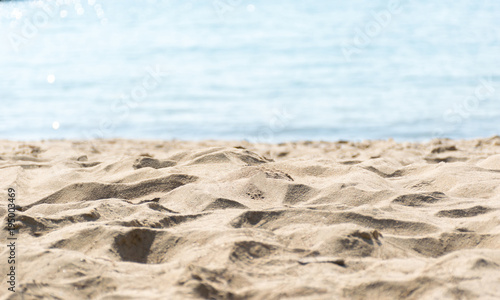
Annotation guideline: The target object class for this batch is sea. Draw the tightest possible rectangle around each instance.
[0,0,499,142]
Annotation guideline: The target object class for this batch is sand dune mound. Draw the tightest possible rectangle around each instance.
[1,138,500,299]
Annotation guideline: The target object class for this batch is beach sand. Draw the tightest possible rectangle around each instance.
[1,137,500,299]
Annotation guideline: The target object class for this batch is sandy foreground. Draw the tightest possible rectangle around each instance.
[1,137,500,299]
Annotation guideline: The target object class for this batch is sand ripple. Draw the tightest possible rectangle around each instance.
[1,138,500,299]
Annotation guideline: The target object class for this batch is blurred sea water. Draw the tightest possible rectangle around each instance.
[0,0,499,142]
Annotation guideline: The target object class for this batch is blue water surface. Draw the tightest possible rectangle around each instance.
[0,0,499,142]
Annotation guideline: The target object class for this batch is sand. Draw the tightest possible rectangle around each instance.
[1,137,500,299]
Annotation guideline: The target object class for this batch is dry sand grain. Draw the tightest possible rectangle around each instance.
[1,137,500,299]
